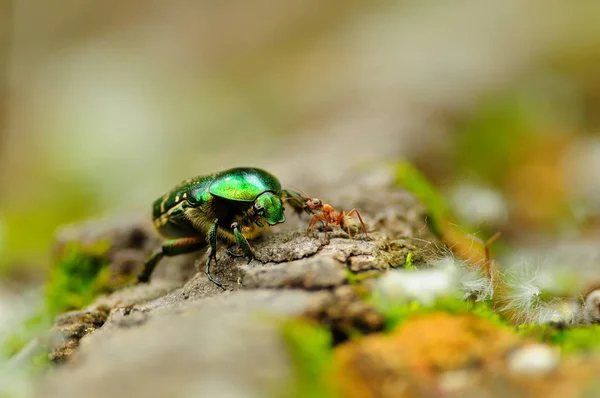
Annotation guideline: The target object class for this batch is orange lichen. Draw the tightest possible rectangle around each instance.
[330,312,519,398]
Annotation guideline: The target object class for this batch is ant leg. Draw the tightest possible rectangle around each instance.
[307,214,327,235]
[337,211,355,239]
[307,214,319,233]
[346,208,368,238]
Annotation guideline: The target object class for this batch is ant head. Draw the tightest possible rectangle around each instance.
[305,197,323,209]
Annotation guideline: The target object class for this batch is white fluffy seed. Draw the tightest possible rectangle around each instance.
[584,289,600,324]
[508,344,559,375]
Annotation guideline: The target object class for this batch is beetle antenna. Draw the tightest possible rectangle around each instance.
[282,186,315,215]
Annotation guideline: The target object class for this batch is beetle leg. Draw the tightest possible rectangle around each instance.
[227,244,245,258]
[231,222,254,264]
[138,248,163,283]
[138,236,205,283]
[205,219,224,288]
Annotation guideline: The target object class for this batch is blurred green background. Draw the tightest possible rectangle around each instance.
[1,0,600,288]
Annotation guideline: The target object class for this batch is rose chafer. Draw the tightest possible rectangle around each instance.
[138,167,306,288]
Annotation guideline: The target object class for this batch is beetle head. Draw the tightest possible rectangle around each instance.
[254,192,286,226]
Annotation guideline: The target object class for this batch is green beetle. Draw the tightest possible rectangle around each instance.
[138,167,307,288]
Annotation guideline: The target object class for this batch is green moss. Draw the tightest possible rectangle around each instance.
[0,177,100,279]
[402,252,416,271]
[1,313,49,359]
[395,162,447,236]
[555,326,600,354]
[2,241,113,364]
[370,293,507,332]
[519,323,600,355]
[45,241,111,317]
[23,349,51,376]
[280,319,337,398]
[2,334,26,358]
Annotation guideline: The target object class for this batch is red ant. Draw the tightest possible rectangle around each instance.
[303,198,368,239]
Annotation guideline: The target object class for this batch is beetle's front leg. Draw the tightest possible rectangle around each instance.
[138,236,205,283]
[205,219,224,288]
[231,222,254,264]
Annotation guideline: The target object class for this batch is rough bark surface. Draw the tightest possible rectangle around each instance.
[37,169,439,398]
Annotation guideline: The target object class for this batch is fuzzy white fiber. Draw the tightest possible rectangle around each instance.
[376,265,459,305]
[409,252,592,325]
[377,247,595,326]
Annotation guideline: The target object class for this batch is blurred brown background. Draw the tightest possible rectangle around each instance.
[1,0,600,282]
